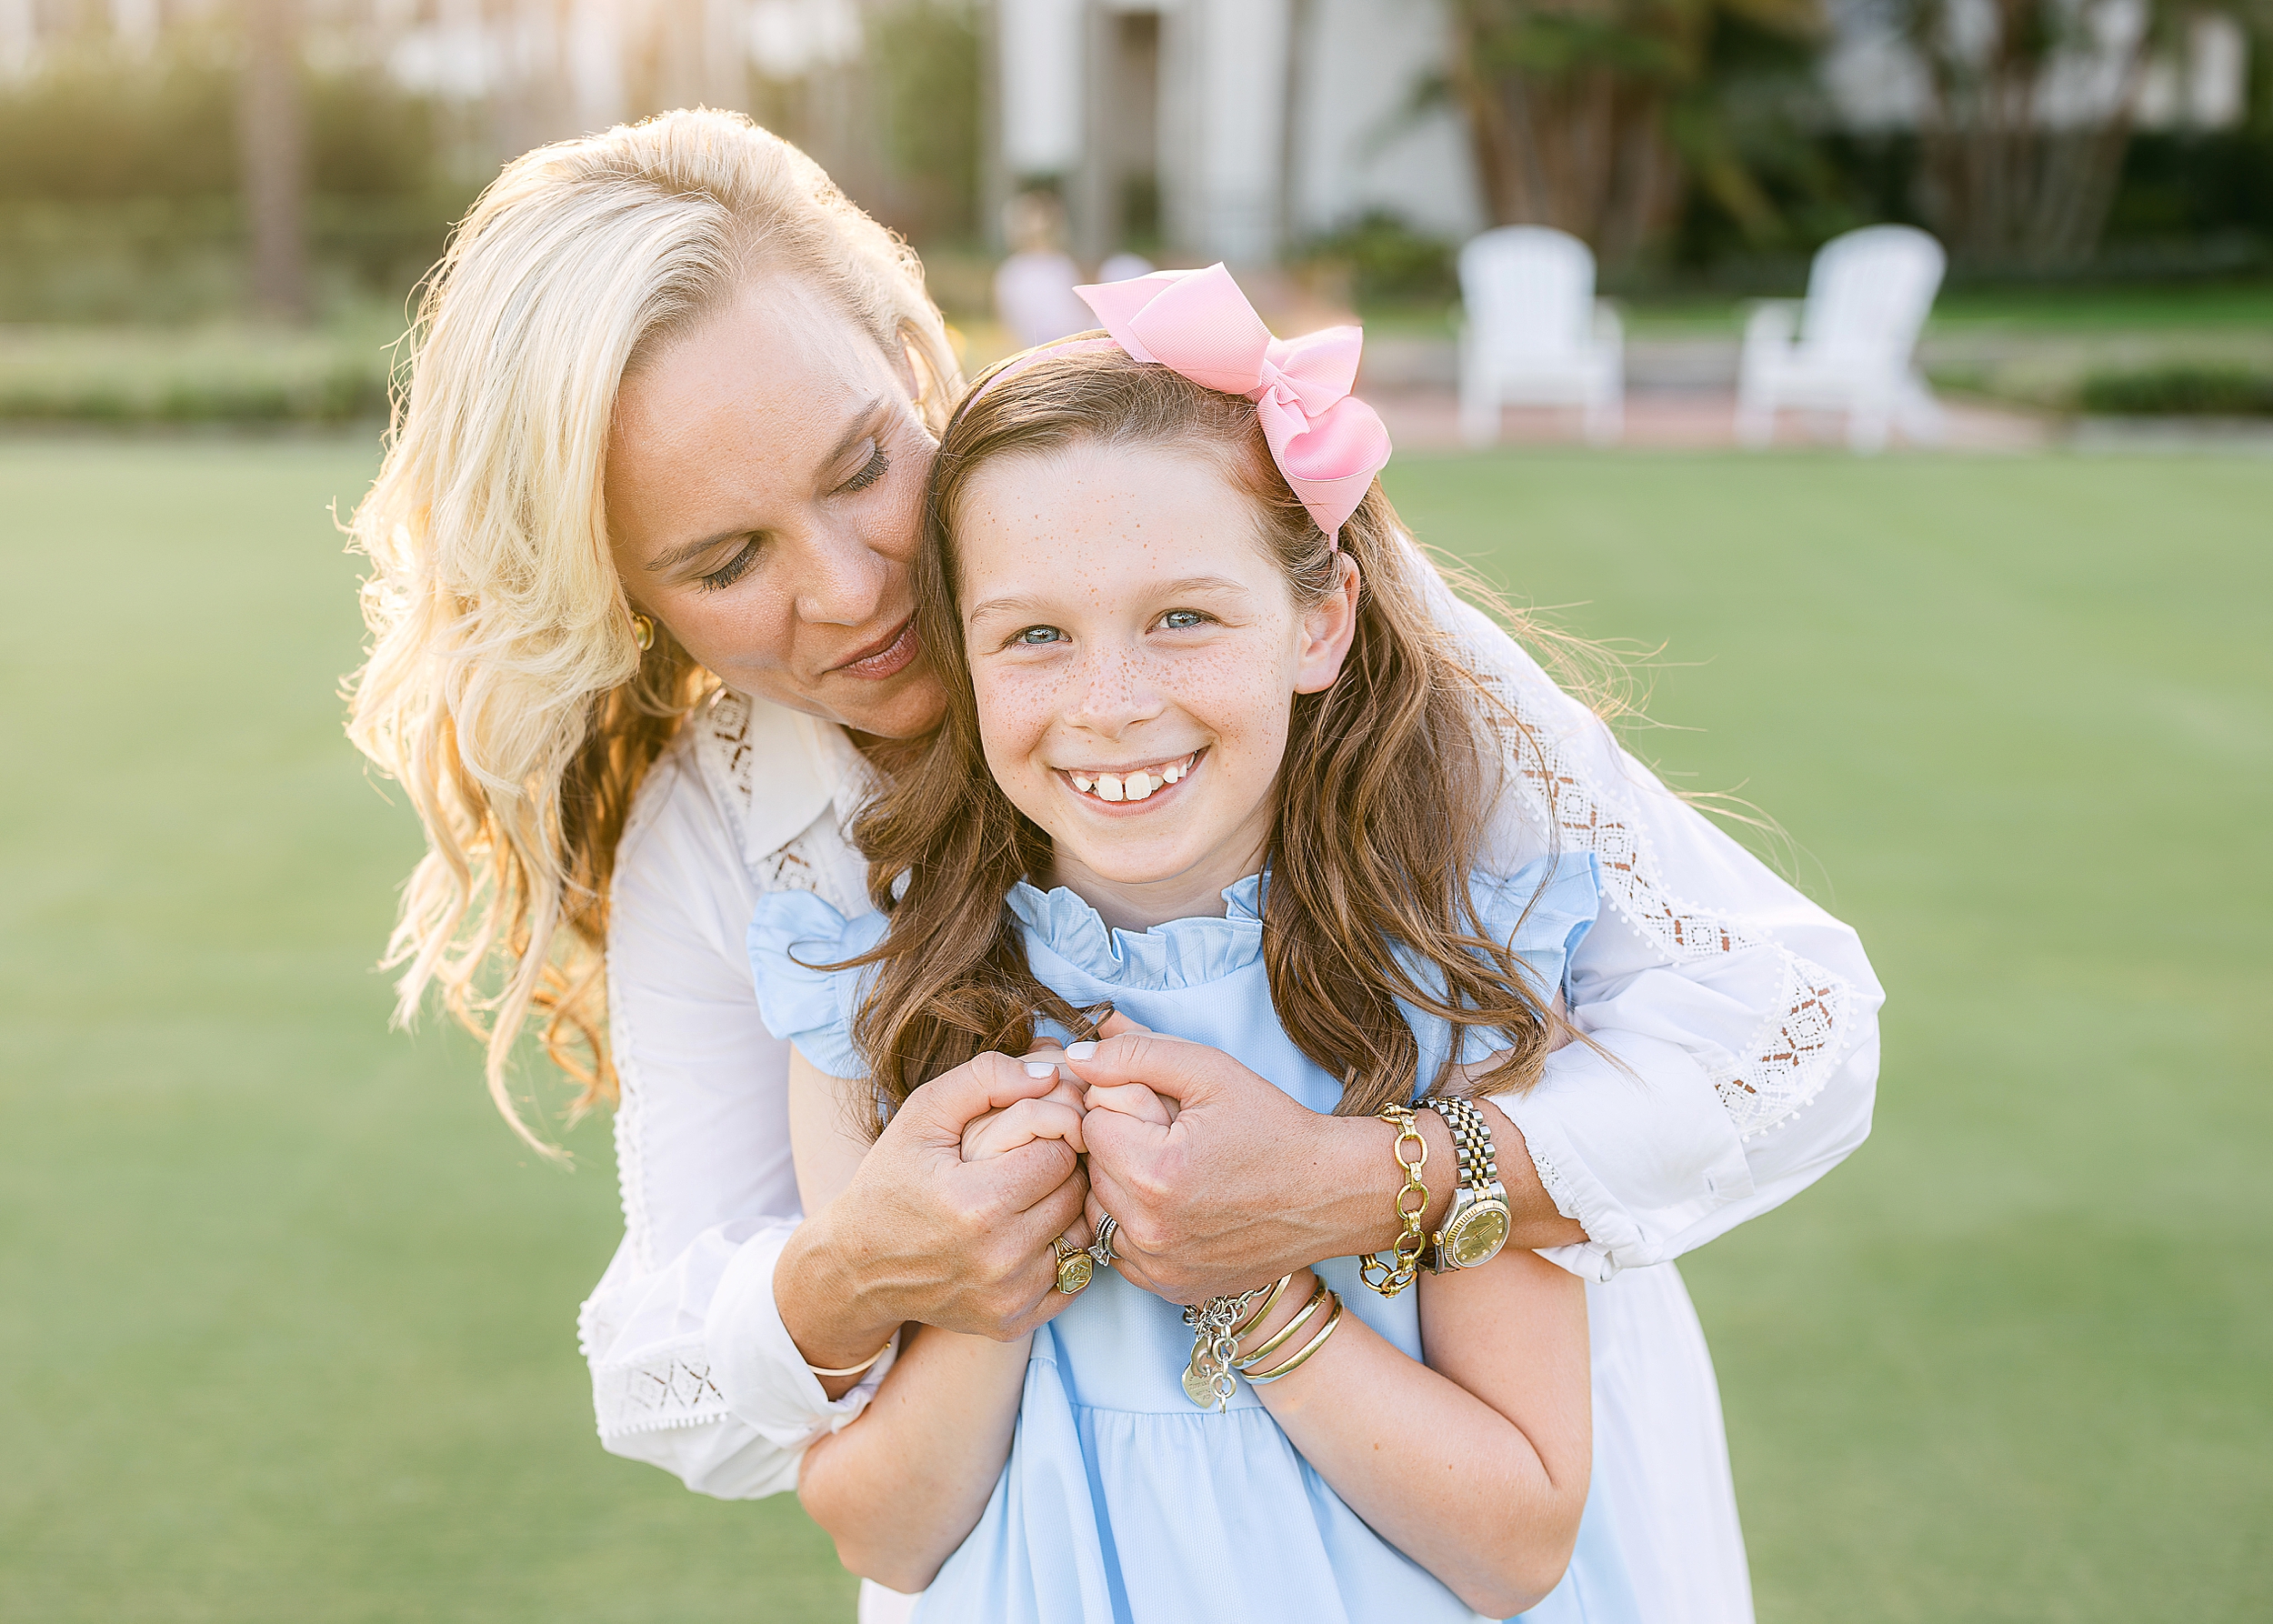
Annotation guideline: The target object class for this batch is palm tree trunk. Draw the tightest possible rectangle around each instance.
[239,0,306,323]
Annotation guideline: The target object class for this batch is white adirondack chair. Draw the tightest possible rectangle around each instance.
[1737,225,1948,453]
[1457,226,1625,446]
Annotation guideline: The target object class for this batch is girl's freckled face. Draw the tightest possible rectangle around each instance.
[956,441,1344,920]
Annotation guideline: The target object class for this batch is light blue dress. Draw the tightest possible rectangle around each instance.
[750,854,1641,1624]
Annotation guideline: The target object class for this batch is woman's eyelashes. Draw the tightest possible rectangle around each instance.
[698,536,763,593]
[836,441,889,495]
[693,444,887,595]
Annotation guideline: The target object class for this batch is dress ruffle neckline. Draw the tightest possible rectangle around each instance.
[1006,872,1266,991]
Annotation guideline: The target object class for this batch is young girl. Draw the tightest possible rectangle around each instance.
[751,267,1627,1622]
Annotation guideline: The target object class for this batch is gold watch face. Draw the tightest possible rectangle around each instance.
[1446,1203,1511,1268]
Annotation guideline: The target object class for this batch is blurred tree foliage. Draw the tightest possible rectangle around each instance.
[1442,0,1827,268]
[866,0,982,242]
[0,39,460,321]
[0,39,442,201]
[745,0,981,246]
[1889,0,2273,271]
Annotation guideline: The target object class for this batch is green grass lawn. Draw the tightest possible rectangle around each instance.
[2,437,2267,1621]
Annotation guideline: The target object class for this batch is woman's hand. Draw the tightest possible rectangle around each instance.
[776,1050,1094,1388]
[1066,1021,1585,1304]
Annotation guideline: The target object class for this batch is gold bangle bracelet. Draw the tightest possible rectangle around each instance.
[805,1335,894,1379]
[1233,1278,1332,1371]
[1228,1274,1294,1340]
[1245,1290,1345,1385]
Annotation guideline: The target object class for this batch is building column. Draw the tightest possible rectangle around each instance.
[997,0,1086,185]
[1159,0,1290,265]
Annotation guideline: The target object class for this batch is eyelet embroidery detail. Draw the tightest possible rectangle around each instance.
[698,688,759,814]
[1530,1142,1579,1221]
[589,1339,732,1438]
[1478,661,1856,1141]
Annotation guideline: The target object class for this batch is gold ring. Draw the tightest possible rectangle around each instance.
[1052,1238,1094,1295]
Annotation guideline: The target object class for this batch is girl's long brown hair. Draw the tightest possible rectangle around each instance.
[843,347,1570,1127]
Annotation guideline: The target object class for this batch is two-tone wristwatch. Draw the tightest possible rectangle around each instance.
[1420,1096,1512,1271]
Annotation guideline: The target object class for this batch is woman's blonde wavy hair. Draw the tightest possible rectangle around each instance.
[345,108,963,1151]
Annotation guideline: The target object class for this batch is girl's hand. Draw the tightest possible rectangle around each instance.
[961,1070,1088,1160]
[1076,1012,1179,1126]
[1082,1079,1174,1128]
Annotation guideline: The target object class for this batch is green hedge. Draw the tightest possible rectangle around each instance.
[0,323,396,423]
[2078,363,2273,416]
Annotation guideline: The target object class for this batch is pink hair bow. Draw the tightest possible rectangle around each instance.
[1075,264,1391,540]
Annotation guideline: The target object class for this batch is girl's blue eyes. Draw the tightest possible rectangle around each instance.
[696,445,891,592]
[1007,610,1211,647]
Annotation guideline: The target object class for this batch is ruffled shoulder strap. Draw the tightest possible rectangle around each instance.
[746,890,889,1081]
[1473,851,1603,1002]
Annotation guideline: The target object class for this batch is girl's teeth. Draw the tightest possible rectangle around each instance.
[1070,755,1194,800]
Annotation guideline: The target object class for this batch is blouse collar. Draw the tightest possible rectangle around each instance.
[1006,873,1267,990]
[713,690,872,869]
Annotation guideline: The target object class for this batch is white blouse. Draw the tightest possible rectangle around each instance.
[577,560,1882,1621]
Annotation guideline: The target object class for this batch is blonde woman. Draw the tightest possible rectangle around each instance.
[349,110,1882,1624]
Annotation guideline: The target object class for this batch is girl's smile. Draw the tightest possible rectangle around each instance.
[1057,748,1203,806]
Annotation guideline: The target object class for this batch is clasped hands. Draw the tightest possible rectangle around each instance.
[958,1018,1185,1288]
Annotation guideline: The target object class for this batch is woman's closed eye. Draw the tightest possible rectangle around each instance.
[836,440,889,495]
[699,536,764,593]
[694,444,888,593]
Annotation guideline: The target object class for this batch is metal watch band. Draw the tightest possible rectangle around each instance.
[1428,1097,1497,1195]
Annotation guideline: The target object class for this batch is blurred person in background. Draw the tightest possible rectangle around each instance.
[345,110,1882,1624]
[992,188,1096,348]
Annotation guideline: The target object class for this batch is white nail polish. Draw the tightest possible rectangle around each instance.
[1024,1061,1056,1078]
[1066,1041,1098,1059]
[1096,774,1124,802]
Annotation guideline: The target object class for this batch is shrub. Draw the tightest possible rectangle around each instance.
[1300,211,1457,306]
[2078,365,2273,416]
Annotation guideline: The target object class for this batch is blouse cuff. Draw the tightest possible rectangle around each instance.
[1493,1030,1752,1282]
[706,1221,898,1455]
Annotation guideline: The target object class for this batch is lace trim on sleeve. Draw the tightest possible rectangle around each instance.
[1527,1140,1581,1222]
[1485,667,1856,1140]
[591,1338,735,1439]
[606,962,657,1275]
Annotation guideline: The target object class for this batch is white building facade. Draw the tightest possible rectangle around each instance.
[996,0,1487,264]
[994,0,2254,266]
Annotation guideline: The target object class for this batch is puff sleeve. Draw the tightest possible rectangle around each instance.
[747,889,888,1081]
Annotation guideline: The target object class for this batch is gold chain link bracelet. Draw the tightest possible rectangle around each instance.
[1357,1104,1429,1298]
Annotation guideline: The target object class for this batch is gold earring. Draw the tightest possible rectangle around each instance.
[632,613,655,652]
